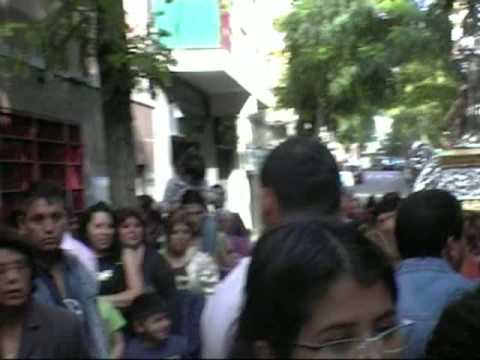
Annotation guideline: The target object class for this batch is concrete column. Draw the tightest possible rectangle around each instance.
[151,88,174,202]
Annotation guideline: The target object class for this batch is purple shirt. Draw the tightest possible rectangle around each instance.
[124,335,189,359]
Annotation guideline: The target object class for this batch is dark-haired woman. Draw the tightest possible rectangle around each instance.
[115,208,175,301]
[117,209,205,356]
[78,203,144,309]
[161,210,219,296]
[79,202,141,358]
[232,220,413,359]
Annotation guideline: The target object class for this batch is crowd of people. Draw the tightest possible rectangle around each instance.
[2,136,480,359]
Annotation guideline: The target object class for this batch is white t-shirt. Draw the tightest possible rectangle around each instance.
[201,257,251,359]
[61,233,98,279]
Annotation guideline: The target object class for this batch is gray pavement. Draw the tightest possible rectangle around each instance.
[351,171,411,200]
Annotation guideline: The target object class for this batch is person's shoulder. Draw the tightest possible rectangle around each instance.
[62,233,91,252]
[212,257,251,295]
[63,252,98,294]
[449,274,479,293]
[124,337,146,358]
[145,245,169,266]
[192,249,214,264]
[154,336,189,358]
[167,335,189,351]
[32,302,80,327]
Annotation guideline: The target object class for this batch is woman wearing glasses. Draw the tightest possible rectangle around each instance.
[231,220,413,359]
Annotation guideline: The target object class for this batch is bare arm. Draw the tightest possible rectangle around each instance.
[101,249,144,309]
[110,331,126,359]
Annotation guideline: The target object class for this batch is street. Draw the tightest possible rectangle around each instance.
[351,171,411,200]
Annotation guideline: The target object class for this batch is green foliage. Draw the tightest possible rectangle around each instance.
[277,0,460,144]
[0,0,174,89]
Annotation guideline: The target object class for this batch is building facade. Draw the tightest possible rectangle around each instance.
[0,0,108,219]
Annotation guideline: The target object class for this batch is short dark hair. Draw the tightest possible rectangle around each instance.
[165,210,193,238]
[115,208,145,228]
[0,227,37,274]
[130,292,170,324]
[426,288,480,358]
[179,149,205,184]
[5,209,25,229]
[232,220,396,358]
[181,190,206,209]
[22,181,65,213]
[396,190,463,259]
[260,136,341,216]
[137,195,155,213]
[374,192,402,219]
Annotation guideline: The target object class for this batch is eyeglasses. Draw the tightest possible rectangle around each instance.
[294,319,414,359]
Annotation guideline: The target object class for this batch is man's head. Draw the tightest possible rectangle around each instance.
[341,190,364,222]
[260,136,341,227]
[211,184,226,210]
[20,181,67,253]
[137,195,155,216]
[181,190,207,234]
[374,193,402,241]
[396,190,465,269]
[0,227,36,309]
[130,293,172,343]
[179,149,206,186]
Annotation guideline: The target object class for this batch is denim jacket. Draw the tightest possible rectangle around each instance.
[33,252,108,358]
[396,258,478,358]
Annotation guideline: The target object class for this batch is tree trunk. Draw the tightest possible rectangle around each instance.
[296,104,324,137]
[96,0,137,207]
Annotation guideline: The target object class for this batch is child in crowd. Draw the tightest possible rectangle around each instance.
[124,293,189,359]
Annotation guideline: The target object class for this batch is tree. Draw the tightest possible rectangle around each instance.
[277,0,459,145]
[1,0,173,207]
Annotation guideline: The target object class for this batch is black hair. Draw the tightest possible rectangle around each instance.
[260,136,341,216]
[366,195,377,210]
[374,192,402,219]
[137,195,155,213]
[178,149,205,184]
[130,292,170,324]
[5,209,25,229]
[0,226,37,277]
[232,220,397,358]
[115,208,146,248]
[22,181,65,213]
[78,202,118,255]
[396,190,463,259]
[426,288,480,358]
[181,190,206,209]
[116,208,145,228]
[165,210,193,238]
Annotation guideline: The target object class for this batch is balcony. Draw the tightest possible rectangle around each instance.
[153,0,274,113]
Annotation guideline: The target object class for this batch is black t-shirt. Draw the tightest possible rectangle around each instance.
[97,254,126,296]
[143,246,176,297]
[96,247,175,298]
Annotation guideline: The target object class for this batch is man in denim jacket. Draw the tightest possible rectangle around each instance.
[396,190,478,358]
[20,182,108,358]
